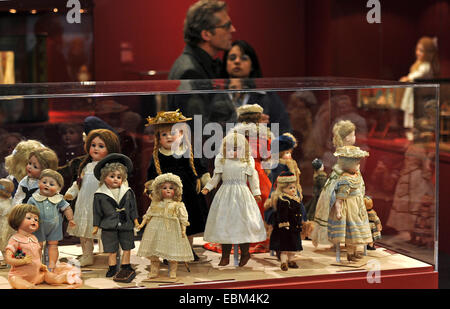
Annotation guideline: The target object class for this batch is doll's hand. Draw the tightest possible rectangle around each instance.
[92,226,99,235]
[377,224,382,232]
[400,76,409,82]
[336,211,342,220]
[201,188,209,195]
[136,223,145,231]
[254,195,262,203]
[20,255,33,266]
[40,264,48,272]
[68,220,76,227]
[64,194,74,201]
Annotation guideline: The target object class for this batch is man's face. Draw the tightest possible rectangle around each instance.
[207,10,236,53]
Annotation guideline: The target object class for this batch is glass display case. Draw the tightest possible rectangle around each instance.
[0,77,439,289]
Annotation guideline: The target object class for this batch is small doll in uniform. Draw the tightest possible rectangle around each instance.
[92,153,139,282]
[12,147,59,206]
[304,158,328,221]
[27,169,75,271]
[137,173,193,279]
[0,178,15,264]
[146,110,210,261]
[5,204,82,289]
[267,171,303,271]
[201,132,266,267]
[4,139,43,195]
[364,196,382,250]
[327,146,372,262]
[65,128,120,267]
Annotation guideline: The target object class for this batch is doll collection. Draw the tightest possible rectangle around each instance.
[0,108,391,288]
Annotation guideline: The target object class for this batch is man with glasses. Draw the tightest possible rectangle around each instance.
[168,0,236,119]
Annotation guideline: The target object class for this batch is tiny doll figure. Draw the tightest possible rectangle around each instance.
[412,194,434,248]
[327,146,372,262]
[146,110,210,261]
[12,147,59,206]
[201,132,266,267]
[65,128,121,267]
[304,158,328,221]
[0,132,23,178]
[137,173,193,279]
[312,120,357,247]
[4,139,44,194]
[27,169,75,270]
[267,171,303,271]
[5,204,82,289]
[364,196,382,250]
[0,178,15,263]
[57,123,85,165]
[92,153,139,282]
[400,36,440,132]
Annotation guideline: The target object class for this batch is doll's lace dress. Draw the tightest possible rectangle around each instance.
[137,200,194,261]
[0,198,14,251]
[203,156,266,244]
[67,162,101,239]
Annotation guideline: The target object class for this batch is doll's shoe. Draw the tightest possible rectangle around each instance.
[288,261,299,269]
[106,265,118,277]
[367,244,376,251]
[346,254,358,262]
[280,263,288,271]
[238,253,251,267]
[218,256,230,266]
[113,265,136,283]
[79,254,94,267]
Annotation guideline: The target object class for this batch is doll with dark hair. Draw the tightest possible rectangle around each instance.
[364,196,382,250]
[304,158,328,221]
[64,128,120,266]
[146,110,210,261]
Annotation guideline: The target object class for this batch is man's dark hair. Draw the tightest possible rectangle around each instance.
[183,0,227,45]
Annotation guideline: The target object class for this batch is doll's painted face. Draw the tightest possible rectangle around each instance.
[89,136,108,162]
[20,212,39,234]
[282,183,297,197]
[281,150,292,160]
[39,176,61,197]
[343,131,356,146]
[104,170,123,189]
[416,43,425,62]
[161,182,175,200]
[159,128,182,151]
[227,45,252,78]
[62,127,82,146]
[226,144,244,159]
[26,155,42,179]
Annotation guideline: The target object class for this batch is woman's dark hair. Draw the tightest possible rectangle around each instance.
[223,40,263,78]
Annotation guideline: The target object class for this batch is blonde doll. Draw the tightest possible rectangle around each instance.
[12,147,59,206]
[267,171,303,271]
[0,178,15,263]
[137,173,193,279]
[312,120,357,247]
[5,204,81,289]
[400,36,440,131]
[27,169,75,271]
[201,132,266,267]
[65,128,120,267]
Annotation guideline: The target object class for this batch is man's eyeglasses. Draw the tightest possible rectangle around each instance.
[212,20,233,31]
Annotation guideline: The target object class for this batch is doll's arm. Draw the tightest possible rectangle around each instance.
[12,185,25,206]
[247,159,262,198]
[277,200,290,229]
[92,194,102,234]
[63,206,76,227]
[4,248,33,267]
[177,202,190,238]
[64,181,79,201]
[334,199,343,220]
[136,204,153,230]
[202,171,221,194]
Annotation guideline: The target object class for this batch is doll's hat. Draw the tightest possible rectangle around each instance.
[237,104,263,117]
[94,153,133,180]
[333,145,369,158]
[145,109,192,127]
[276,171,297,184]
[271,133,297,153]
[151,173,183,192]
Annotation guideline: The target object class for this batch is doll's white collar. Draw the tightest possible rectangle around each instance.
[159,144,188,157]
[96,181,130,202]
[32,191,64,204]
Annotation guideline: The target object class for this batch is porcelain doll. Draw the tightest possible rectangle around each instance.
[4,140,44,195]
[304,158,328,221]
[364,196,382,250]
[312,120,357,247]
[0,132,23,179]
[57,123,85,166]
[0,178,15,263]
[137,173,193,279]
[201,132,266,267]
[12,147,59,206]
[267,171,303,271]
[146,110,210,261]
[413,194,434,248]
[327,146,372,262]
[65,128,120,267]
[400,36,440,132]
[5,204,82,289]
[27,169,75,271]
[92,153,139,282]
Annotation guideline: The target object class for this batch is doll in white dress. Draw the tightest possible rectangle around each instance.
[0,178,15,263]
[64,129,120,266]
[137,173,193,279]
[201,132,266,267]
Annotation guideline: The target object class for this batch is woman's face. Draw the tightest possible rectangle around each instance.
[89,136,108,161]
[416,43,425,62]
[226,45,252,78]
[161,182,175,200]
[27,155,42,179]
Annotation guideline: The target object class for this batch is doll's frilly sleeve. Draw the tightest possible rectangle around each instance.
[176,202,190,227]
[204,154,224,191]
[246,156,262,196]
